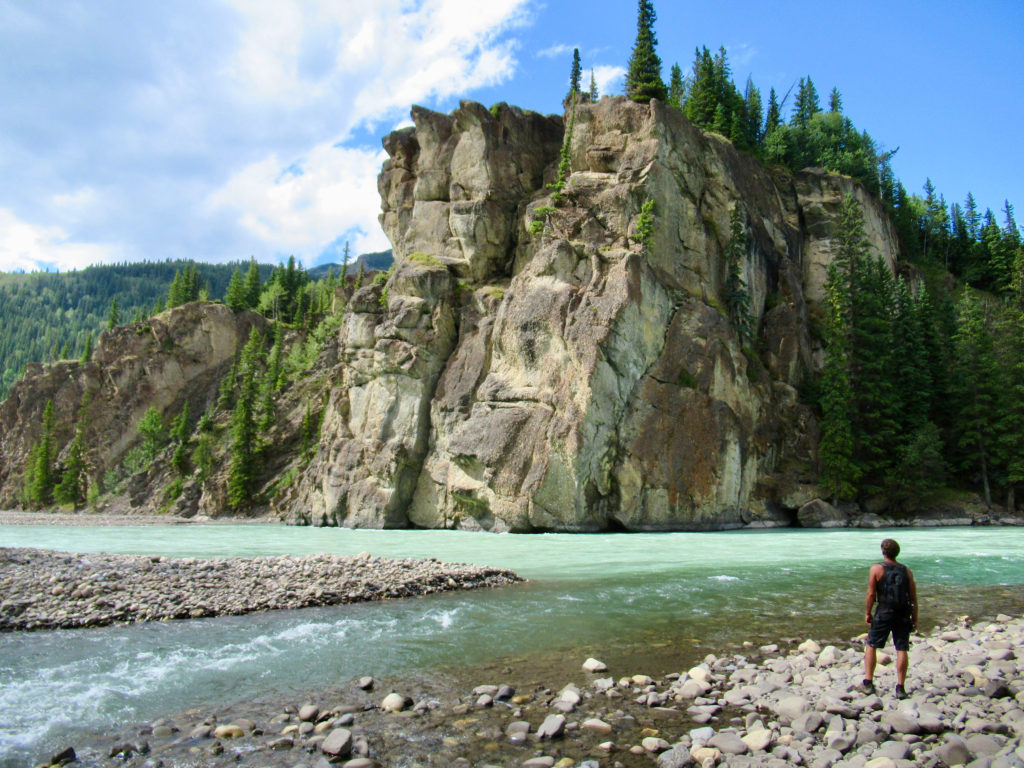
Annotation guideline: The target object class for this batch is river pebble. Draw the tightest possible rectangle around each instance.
[0,547,522,631]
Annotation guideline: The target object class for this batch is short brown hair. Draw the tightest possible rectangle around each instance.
[881,538,900,559]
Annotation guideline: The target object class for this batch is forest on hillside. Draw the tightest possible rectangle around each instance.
[20,253,386,510]
[0,251,393,401]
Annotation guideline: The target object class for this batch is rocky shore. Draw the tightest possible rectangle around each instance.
[0,547,522,631]
[28,613,1024,768]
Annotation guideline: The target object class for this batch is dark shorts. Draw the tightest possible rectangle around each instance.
[868,609,911,651]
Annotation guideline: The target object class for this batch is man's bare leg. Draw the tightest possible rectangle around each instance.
[896,650,908,686]
[863,645,877,684]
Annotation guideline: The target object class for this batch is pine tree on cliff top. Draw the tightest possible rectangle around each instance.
[625,0,667,103]
[569,47,582,98]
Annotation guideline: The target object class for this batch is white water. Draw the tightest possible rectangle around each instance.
[1,525,1022,765]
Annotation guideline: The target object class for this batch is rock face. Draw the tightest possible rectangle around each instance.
[0,97,903,530]
[0,303,261,511]
[287,97,896,531]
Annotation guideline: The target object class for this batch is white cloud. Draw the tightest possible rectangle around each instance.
[0,209,118,272]
[0,1,536,272]
[208,144,390,262]
[536,43,576,59]
[207,0,533,263]
[593,65,626,97]
[221,0,531,128]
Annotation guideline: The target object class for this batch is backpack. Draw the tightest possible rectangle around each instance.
[877,562,910,613]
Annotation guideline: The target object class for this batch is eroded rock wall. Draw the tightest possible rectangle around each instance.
[287,97,897,531]
[0,303,261,509]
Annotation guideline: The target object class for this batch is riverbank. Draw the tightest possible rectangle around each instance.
[0,547,522,631]
[2,499,1023,530]
[0,510,260,526]
[28,612,1024,768]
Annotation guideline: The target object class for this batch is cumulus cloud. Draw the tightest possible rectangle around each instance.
[208,143,390,262]
[208,0,532,265]
[2,0,534,272]
[0,209,118,272]
[593,65,626,97]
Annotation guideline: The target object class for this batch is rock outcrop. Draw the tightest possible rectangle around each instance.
[0,97,905,530]
[0,303,261,511]
[283,97,897,531]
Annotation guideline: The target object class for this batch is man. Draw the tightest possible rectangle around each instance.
[863,538,917,699]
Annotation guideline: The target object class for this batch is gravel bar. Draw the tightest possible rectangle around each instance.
[0,547,523,631]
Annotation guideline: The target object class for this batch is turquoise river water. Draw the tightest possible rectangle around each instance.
[1,524,1023,765]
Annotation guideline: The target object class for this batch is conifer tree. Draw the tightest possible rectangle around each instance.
[53,431,87,507]
[26,400,56,507]
[742,78,763,147]
[244,258,262,309]
[951,290,998,506]
[995,249,1024,509]
[667,63,684,109]
[225,267,247,311]
[227,328,264,509]
[828,86,843,113]
[107,298,120,329]
[260,323,284,431]
[624,0,667,103]
[170,402,191,474]
[724,206,754,341]
[763,87,781,136]
[684,46,717,127]
[588,68,599,101]
[569,47,582,98]
[80,334,93,363]
[819,259,859,500]
[136,406,166,462]
[791,76,820,127]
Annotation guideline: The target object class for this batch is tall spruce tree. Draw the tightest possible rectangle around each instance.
[569,47,582,98]
[667,63,684,109]
[588,68,599,101]
[227,328,264,509]
[951,290,998,506]
[996,249,1024,510]
[225,267,247,311]
[624,0,667,103]
[26,400,57,507]
[820,258,859,500]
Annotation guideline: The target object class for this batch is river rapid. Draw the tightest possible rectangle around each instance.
[1,523,1023,766]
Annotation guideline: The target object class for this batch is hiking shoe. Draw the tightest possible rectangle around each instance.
[895,684,908,699]
[861,679,875,694]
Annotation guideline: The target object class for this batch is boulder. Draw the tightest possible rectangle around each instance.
[321,728,353,758]
[797,499,848,528]
[537,714,566,740]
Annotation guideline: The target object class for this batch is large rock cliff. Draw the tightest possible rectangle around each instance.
[0,97,900,530]
[283,97,896,531]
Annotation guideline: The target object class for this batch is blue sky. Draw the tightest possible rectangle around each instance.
[1,0,1021,272]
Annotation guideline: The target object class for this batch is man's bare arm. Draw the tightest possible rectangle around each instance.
[908,569,918,630]
[865,563,882,624]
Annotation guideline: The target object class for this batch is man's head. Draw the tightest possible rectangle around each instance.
[881,538,900,560]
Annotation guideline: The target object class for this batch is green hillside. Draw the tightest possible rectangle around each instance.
[0,260,274,399]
